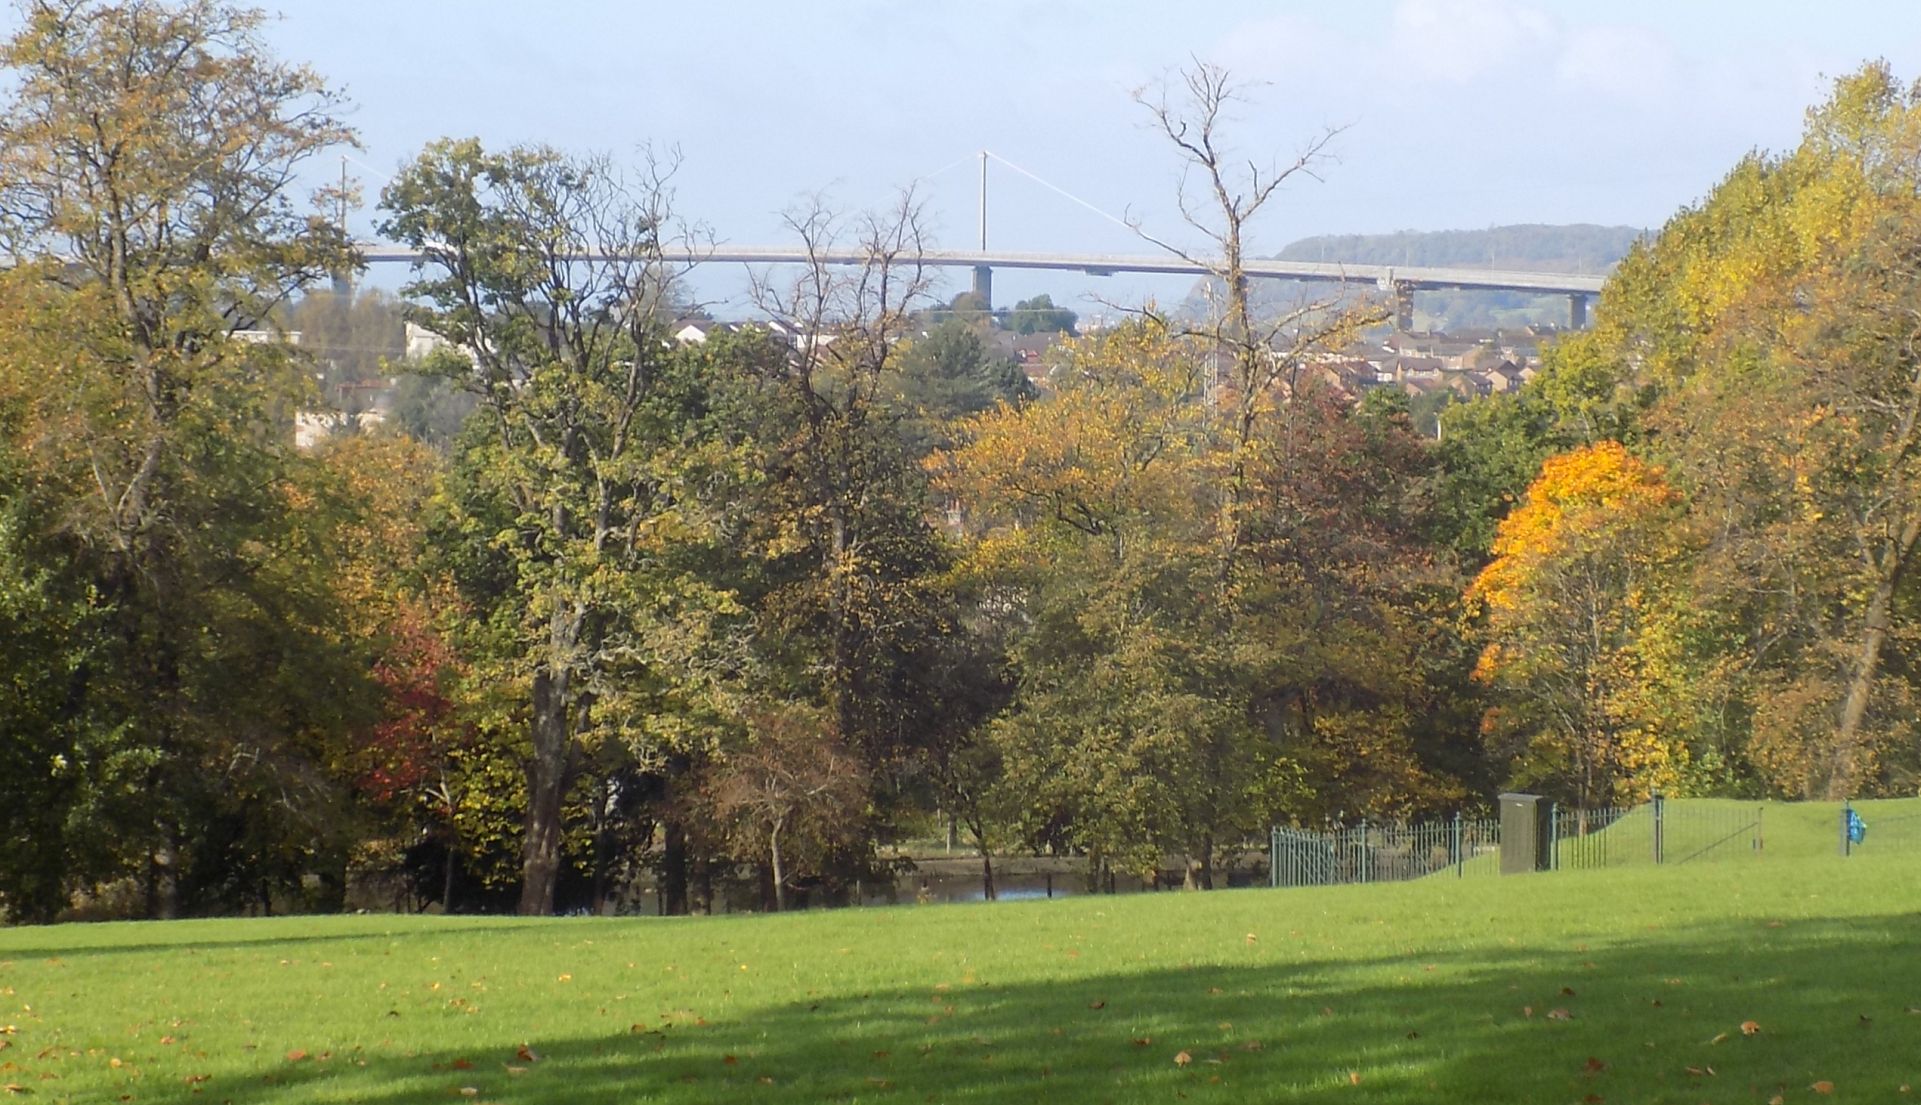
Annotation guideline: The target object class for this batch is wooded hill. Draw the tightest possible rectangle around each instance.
[1188,224,1645,330]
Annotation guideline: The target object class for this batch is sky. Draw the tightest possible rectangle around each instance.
[39,0,1921,312]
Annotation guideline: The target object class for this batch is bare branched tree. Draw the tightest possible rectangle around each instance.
[1129,59,1387,574]
[746,190,939,744]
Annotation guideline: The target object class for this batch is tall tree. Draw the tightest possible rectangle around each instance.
[1468,442,1691,806]
[741,194,958,786]
[380,139,742,914]
[1533,63,1921,798]
[0,0,367,917]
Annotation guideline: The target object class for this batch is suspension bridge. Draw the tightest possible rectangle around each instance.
[352,150,1608,330]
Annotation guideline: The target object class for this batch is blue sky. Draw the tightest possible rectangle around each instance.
[19,0,1921,310]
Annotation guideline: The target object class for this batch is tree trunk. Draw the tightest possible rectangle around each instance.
[442,844,458,915]
[518,666,574,916]
[591,777,613,915]
[148,826,179,920]
[979,847,996,902]
[1828,516,1921,799]
[661,819,689,916]
[1828,572,1898,798]
[769,816,788,912]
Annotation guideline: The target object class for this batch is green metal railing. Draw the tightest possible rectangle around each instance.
[1269,814,1499,889]
[1547,797,1762,869]
[1269,797,1765,890]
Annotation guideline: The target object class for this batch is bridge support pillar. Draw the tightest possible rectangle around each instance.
[1567,293,1589,330]
[1393,282,1415,332]
[971,265,993,311]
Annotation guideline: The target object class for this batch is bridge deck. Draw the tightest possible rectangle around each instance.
[356,244,1605,297]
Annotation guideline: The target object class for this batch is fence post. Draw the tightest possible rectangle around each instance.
[1756,806,1764,852]
[1548,802,1560,871]
[1652,789,1665,864]
[1359,820,1371,885]
[1269,827,1278,888]
[1453,812,1464,878]
[1841,802,1852,858]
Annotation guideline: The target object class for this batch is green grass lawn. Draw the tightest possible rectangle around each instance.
[2,803,1918,1104]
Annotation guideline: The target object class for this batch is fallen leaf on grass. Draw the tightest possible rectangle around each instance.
[1546,1009,1573,1021]
[1684,1065,1715,1077]
[1583,1096,1604,1104]
[1561,987,1577,997]
[1811,1081,1834,1094]
[458,1088,478,1098]
[514,1045,539,1063]
[1173,1051,1192,1068]
[182,1074,210,1085]
[1240,1041,1263,1052]
[2,1086,26,1096]
[1709,1032,1728,1045]
[1741,1020,1762,1036]
[1088,1000,1106,1010]
[504,1065,527,1075]
[1244,933,1258,945]
[1769,1096,1784,1105]
[1131,1038,1152,1048]
[1348,1071,1362,1086]
[1583,1057,1607,1074]
[1522,1006,1534,1019]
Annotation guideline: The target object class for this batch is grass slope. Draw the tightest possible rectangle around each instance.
[2,804,1918,1104]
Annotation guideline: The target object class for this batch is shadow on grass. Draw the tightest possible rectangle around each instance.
[0,919,557,961]
[194,912,1920,1105]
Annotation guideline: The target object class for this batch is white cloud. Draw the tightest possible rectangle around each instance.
[1388,0,1558,83]
[1555,24,1680,104]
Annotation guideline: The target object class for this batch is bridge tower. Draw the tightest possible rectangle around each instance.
[972,151,992,310]
[1568,293,1590,330]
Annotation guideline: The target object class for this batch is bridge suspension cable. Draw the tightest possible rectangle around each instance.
[980,149,1141,237]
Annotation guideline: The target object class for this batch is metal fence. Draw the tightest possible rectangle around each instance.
[1269,796,1765,890]
[1269,816,1501,889]
[1549,798,1764,869]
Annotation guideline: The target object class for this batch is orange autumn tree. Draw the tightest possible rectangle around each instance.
[1469,442,1691,807]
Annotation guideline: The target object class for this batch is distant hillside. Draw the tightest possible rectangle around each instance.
[1277,224,1643,274]
[1185,224,1645,331]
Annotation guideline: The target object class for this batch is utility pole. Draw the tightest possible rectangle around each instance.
[332,156,351,297]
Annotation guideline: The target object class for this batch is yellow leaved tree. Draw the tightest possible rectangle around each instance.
[1469,442,1691,807]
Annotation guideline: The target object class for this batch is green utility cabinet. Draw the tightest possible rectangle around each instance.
[1499,792,1552,874]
